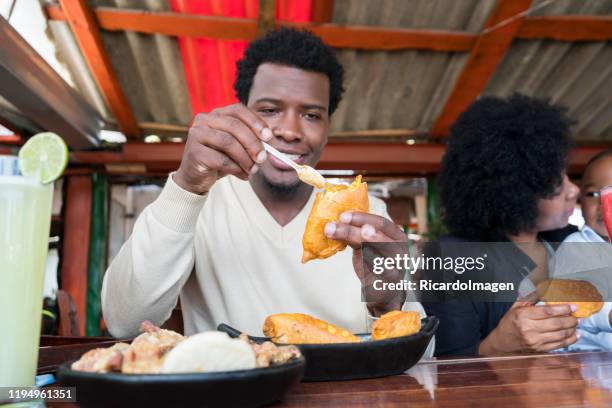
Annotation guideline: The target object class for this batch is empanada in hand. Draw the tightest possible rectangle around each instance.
[302,175,369,263]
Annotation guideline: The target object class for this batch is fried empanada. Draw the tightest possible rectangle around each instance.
[263,313,360,344]
[302,175,369,263]
[371,310,421,340]
[536,279,604,318]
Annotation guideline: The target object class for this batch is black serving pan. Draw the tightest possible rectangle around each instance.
[57,356,305,408]
[218,315,438,381]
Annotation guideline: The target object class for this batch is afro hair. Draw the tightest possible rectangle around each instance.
[438,93,574,241]
[234,27,344,115]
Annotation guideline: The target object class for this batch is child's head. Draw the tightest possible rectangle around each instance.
[580,150,612,238]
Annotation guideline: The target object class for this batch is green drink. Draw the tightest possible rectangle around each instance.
[0,176,53,387]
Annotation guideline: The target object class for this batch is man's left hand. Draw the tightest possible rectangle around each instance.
[324,211,408,316]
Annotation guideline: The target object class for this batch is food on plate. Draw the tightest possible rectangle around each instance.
[263,313,360,344]
[70,342,130,373]
[302,175,369,263]
[239,334,301,367]
[371,310,421,340]
[72,321,183,374]
[161,332,255,374]
[121,321,185,374]
[536,279,604,318]
[71,321,301,375]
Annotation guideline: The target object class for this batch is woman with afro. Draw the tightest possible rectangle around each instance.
[423,94,580,356]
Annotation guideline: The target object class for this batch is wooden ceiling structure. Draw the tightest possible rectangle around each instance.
[0,15,103,149]
[3,0,612,175]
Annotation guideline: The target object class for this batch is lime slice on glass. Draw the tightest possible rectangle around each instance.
[18,132,68,184]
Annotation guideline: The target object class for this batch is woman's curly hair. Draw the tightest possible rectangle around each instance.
[234,27,345,115]
[438,94,574,241]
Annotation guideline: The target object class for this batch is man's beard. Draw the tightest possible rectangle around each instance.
[262,175,301,197]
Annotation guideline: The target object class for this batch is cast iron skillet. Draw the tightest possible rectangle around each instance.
[57,356,305,408]
[218,315,438,381]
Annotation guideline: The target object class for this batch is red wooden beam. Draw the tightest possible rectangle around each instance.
[430,0,534,138]
[0,134,22,145]
[46,4,612,50]
[311,0,334,24]
[319,143,445,173]
[71,142,445,174]
[61,175,92,336]
[567,146,609,175]
[71,142,605,175]
[57,0,139,138]
[303,24,475,51]
[45,4,475,52]
[518,15,612,41]
[47,4,258,40]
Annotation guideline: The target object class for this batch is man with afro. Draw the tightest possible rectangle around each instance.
[102,27,430,351]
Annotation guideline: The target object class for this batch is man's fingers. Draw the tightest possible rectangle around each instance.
[198,145,248,180]
[203,113,266,165]
[325,222,363,248]
[224,103,274,142]
[325,222,395,248]
[199,127,255,174]
[339,212,406,241]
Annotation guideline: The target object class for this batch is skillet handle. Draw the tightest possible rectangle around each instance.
[217,323,243,338]
[217,323,270,344]
[420,316,440,336]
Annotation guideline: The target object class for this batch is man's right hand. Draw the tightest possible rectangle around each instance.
[478,296,578,356]
[173,104,274,195]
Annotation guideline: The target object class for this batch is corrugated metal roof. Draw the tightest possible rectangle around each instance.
[484,0,612,142]
[93,0,192,126]
[329,0,496,134]
[44,0,192,133]
[36,0,612,143]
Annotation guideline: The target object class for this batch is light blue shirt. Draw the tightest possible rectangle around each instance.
[555,226,612,351]
[563,225,607,244]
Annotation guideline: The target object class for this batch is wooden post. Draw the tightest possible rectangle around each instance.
[258,0,276,36]
[61,175,92,336]
[312,0,334,24]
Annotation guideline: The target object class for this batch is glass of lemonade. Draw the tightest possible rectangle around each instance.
[0,175,54,387]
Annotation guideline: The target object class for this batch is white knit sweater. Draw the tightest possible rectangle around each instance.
[101,174,431,357]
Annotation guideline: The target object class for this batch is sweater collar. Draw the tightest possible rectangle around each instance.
[228,176,317,245]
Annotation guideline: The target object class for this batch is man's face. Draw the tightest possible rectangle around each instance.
[247,63,330,189]
[580,156,612,238]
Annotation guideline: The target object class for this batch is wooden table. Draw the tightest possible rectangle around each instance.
[277,352,612,407]
[40,345,612,407]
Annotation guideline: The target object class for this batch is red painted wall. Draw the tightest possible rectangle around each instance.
[170,0,312,115]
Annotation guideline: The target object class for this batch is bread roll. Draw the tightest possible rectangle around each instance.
[161,332,256,373]
[536,279,604,318]
[302,175,369,263]
[372,310,421,340]
[263,313,360,344]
